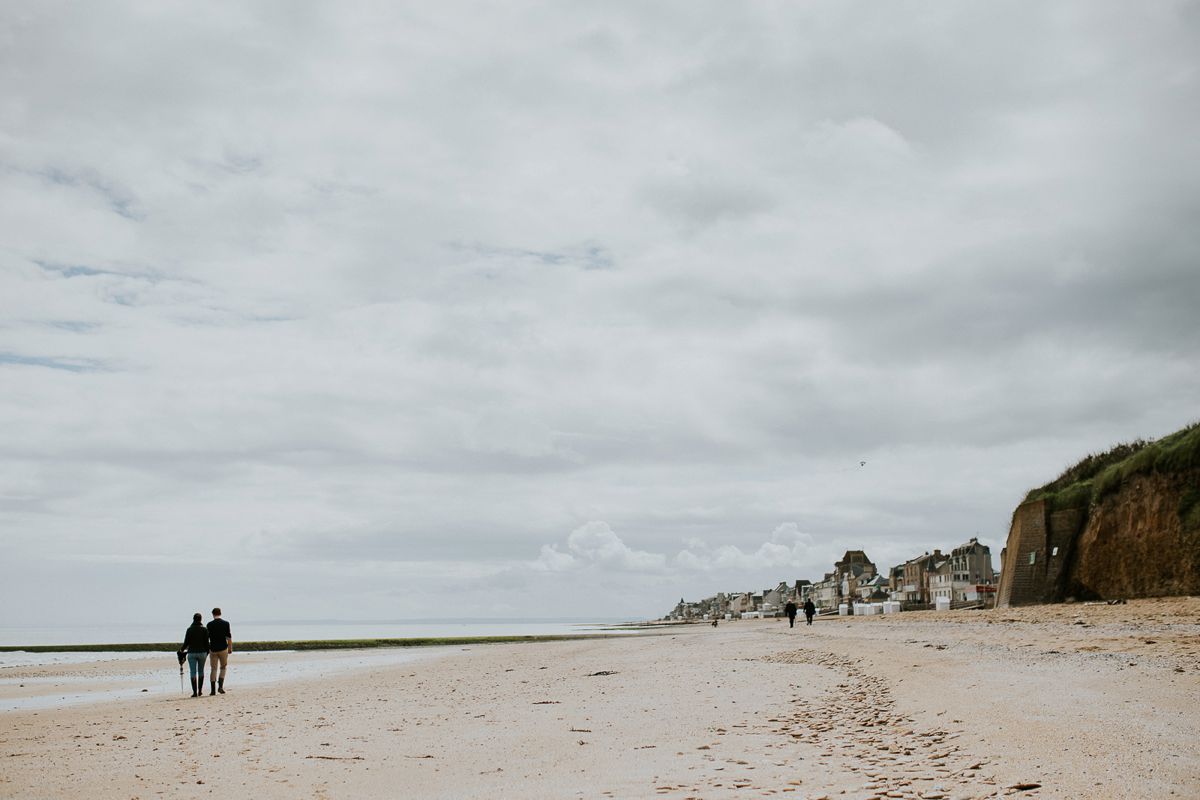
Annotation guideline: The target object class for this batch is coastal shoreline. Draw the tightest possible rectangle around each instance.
[2,598,1196,799]
[0,631,649,655]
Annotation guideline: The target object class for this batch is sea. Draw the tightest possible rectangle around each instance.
[0,618,645,711]
[0,618,638,659]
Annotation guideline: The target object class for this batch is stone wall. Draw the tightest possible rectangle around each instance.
[997,500,1050,607]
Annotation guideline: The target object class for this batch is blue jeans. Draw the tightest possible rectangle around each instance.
[187,652,207,679]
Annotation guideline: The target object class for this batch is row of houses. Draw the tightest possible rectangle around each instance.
[663,537,996,620]
[665,579,813,621]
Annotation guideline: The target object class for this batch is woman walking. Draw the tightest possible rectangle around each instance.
[180,612,210,697]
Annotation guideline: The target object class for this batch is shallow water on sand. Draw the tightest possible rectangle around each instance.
[0,646,457,711]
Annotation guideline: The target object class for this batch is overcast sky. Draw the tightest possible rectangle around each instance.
[2,2,1198,627]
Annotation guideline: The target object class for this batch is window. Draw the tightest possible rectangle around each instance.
[1028,551,1037,565]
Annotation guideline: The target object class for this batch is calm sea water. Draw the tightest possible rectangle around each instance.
[0,618,638,648]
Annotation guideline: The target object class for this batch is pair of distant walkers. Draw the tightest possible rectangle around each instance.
[784,600,817,628]
[180,608,233,698]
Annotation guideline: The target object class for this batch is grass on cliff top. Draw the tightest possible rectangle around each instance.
[0,634,627,654]
[1024,421,1200,511]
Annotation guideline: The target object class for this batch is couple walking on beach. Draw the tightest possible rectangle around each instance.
[784,599,817,628]
[180,608,232,698]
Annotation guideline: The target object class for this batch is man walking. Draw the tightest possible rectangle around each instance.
[803,598,816,626]
[206,607,232,696]
[785,599,798,628]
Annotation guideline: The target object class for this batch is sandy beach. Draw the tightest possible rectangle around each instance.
[2,599,1198,800]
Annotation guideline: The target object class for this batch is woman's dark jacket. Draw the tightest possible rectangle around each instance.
[181,623,210,654]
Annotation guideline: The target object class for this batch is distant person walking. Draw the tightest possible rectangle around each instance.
[803,599,816,626]
[206,608,232,696]
[180,613,210,697]
[785,600,798,628]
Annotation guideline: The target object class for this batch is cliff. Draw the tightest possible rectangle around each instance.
[997,423,1200,606]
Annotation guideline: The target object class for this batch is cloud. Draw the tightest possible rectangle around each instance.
[641,166,775,229]
[534,544,579,572]
[0,2,1197,624]
[532,520,826,579]
[674,523,819,572]
[535,521,666,573]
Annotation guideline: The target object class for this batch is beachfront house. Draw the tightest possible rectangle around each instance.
[835,550,877,580]
[793,579,812,602]
[762,581,800,614]
[727,592,754,617]
[835,550,877,604]
[856,573,890,601]
[811,572,839,609]
[901,551,943,608]
[665,599,684,620]
[949,538,996,602]
[667,593,732,620]
[839,566,874,604]
[761,584,784,615]
[929,558,954,602]
[778,580,794,602]
[888,564,906,601]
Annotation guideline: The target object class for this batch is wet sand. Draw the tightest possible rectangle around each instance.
[1,598,1197,799]
[0,648,456,711]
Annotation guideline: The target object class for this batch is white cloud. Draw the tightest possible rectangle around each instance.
[0,2,1197,624]
[535,521,666,573]
[533,520,826,580]
[534,544,579,573]
[673,523,820,572]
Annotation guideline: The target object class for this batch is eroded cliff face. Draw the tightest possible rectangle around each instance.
[1064,470,1200,600]
[998,468,1200,606]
